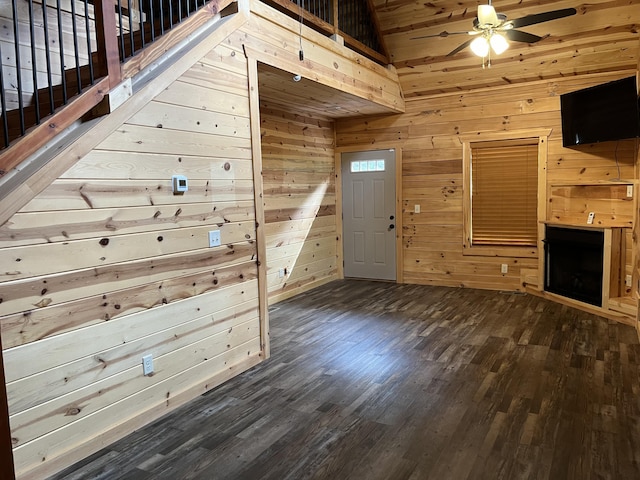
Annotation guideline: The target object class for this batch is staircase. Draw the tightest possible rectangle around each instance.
[0,0,384,177]
[0,58,97,149]
[0,0,232,177]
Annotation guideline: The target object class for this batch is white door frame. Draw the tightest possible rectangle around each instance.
[335,146,403,283]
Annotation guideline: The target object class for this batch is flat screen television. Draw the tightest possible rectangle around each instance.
[560,76,640,147]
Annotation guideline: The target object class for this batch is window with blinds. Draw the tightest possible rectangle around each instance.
[470,139,538,246]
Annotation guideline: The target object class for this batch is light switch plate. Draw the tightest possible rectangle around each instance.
[587,212,595,224]
[627,185,633,198]
[414,204,421,214]
[208,230,221,247]
[142,354,154,376]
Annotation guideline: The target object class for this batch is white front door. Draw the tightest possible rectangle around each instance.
[342,150,396,281]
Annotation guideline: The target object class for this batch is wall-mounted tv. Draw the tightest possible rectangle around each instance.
[560,76,640,147]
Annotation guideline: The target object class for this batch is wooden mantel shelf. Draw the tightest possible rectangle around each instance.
[549,180,637,187]
[541,221,631,230]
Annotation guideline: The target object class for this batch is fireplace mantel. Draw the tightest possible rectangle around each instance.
[542,221,631,231]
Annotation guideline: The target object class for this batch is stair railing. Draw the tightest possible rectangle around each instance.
[0,0,233,175]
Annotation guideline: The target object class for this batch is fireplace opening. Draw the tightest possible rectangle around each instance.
[544,226,604,307]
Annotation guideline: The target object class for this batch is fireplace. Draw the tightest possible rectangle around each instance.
[544,225,604,307]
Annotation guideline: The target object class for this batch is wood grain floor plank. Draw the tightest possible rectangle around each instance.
[49,280,640,480]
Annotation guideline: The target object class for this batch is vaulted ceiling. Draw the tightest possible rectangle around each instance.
[375,0,640,97]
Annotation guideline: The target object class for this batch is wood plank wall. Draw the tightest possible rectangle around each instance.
[336,71,638,297]
[0,1,406,474]
[0,39,262,478]
[260,103,338,304]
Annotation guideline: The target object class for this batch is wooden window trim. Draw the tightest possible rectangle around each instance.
[461,129,550,258]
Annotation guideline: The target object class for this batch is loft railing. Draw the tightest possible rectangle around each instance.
[262,0,388,65]
[0,0,233,174]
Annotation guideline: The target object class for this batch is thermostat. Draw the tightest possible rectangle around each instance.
[172,175,188,194]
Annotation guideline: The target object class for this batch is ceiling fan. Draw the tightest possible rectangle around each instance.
[411,1,577,62]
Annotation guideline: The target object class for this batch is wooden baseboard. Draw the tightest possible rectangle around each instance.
[268,274,339,305]
[608,296,638,317]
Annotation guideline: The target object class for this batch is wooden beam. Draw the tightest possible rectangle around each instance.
[340,29,390,65]
[635,35,640,338]
[245,52,270,359]
[262,0,334,37]
[0,339,16,480]
[334,150,344,280]
[395,148,403,283]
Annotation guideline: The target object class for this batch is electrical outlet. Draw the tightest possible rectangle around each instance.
[278,268,284,278]
[626,274,633,287]
[142,354,154,376]
[208,230,221,247]
[414,204,421,214]
[587,212,595,225]
[501,264,508,274]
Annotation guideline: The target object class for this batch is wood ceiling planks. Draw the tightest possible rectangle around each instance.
[372,0,640,97]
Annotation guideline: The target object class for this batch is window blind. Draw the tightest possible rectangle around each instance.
[471,140,538,246]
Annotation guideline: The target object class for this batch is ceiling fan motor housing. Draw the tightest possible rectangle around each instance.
[474,13,508,30]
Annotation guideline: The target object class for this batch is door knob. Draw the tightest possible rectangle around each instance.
[389,224,395,230]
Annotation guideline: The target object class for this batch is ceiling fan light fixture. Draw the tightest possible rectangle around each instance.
[470,36,490,57]
[490,33,509,54]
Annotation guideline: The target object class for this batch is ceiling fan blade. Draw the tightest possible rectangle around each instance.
[505,30,545,43]
[477,4,499,26]
[510,8,577,29]
[447,38,474,56]
[411,31,474,40]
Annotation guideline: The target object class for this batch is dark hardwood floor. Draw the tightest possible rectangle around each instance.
[50,280,640,480]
